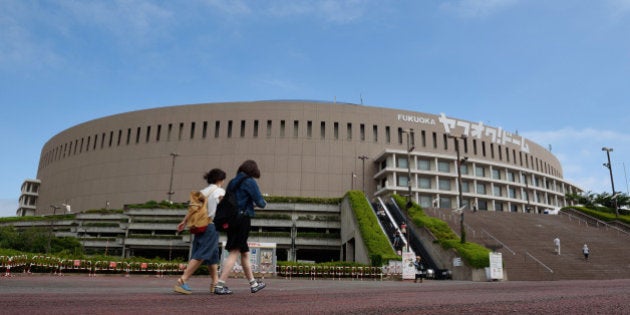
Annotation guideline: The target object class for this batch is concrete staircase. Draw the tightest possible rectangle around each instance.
[425,208,630,281]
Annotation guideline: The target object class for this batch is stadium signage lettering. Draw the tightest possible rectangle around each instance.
[397,114,435,125]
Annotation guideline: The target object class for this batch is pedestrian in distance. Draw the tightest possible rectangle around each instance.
[414,256,427,283]
[174,168,226,295]
[214,160,267,295]
[582,244,590,261]
[554,237,561,255]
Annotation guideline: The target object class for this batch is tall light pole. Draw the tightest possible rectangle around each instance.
[358,155,369,193]
[401,129,415,208]
[167,152,179,203]
[447,134,467,243]
[602,147,618,218]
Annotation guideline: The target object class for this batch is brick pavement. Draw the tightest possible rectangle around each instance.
[1,275,629,314]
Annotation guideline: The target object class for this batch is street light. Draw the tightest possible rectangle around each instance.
[447,134,468,243]
[602,147,618,218]
[401,129,415,208]
[167,152,179,203]
[358,155,369,193]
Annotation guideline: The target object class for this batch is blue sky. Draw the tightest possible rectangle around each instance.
[1,0,630,217]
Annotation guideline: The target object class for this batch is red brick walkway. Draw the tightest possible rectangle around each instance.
[1,275,629,314]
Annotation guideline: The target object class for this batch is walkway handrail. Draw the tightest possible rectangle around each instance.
[561,209,630,237]
[524,251,553,273]
[481,229,516,255]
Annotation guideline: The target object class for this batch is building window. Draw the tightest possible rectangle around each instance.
[280,120,285,137]
[421,130,426,148]
[419,177,431,189]
[492,169,501,180]
[117,130,122,146]
[398,175,409,187]
[135,128,140,144]
[190,122,195,139]
[507,171,515,182]
[477,183,486,194]
[460,164,468,175]
[146,126,151,143]
[321,122,326,139]
[478,200,488,211]
[334,122,339,140]
[266,120,272,138]
[397,157,408,168]
[202,122,207,139]
[494,186,502,196]
[476,166,485,177]
[440,197,452,209]
[227,120,233,138]
[461,181,470,193]
[398,128,404,145]
[438,178,451,191]
[385,126,390,143]
[240,120,246,138]
[156,125,162,142]
[307,121,312,138]
[495,201,504,211]
[347,123,352,140]
[178,123,184,141]
[438,161,450,173]
[418,159,430,171]
[373,125,378,142]
[126,129,131,145]
[214,121,220,138]
[509,187,517,198]
[167,124,173,141]
[253,120,259,138]
[293,120,299,138]
[360,123,365,141]
[432,132,437,149]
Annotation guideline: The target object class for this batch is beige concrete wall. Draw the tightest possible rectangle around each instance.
[36,101,573,214]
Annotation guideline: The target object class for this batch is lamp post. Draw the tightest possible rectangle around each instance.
[447,134,467,243]
[167,152,179,203]
[358,155,369,193]
[524,172,532,213]
[602,147,618,218]
[401,129,415,208]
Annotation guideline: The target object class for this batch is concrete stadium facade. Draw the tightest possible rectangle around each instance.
[34,100,580,215]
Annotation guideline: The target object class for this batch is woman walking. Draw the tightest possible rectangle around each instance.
[214,160,267,295]
[173,168,226,294]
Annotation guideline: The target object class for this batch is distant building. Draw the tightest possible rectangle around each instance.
[32,100,581,214]
[17,179,40,217]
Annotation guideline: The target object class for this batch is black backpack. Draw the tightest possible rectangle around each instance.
[214,176,248,232]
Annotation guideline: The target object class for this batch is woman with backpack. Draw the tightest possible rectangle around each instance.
[214,160,267,295]
[173,168,226,295]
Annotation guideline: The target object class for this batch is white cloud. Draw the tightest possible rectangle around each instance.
[440,0,518,18]
[57,0,174,43]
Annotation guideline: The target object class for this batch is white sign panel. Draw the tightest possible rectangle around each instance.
[402,251,416,280]
[489,252,503,280]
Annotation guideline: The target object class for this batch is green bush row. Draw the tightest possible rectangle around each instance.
[347,190,399,266]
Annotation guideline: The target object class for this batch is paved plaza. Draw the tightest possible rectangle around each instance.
[1,274,629,314]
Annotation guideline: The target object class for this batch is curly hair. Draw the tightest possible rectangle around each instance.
[203,168,227,184]
[237,160,261,178]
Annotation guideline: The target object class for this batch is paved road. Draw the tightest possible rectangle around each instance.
[1,275,629,314]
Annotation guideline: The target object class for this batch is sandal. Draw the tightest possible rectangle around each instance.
[174,278,192,295]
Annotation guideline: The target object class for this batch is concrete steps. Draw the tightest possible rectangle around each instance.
[425,209,630,281]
